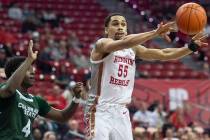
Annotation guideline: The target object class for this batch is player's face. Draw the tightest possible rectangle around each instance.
[106,16,127,40]
[22,66,35,88]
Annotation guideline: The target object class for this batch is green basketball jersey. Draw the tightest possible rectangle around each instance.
[0,83,51,140]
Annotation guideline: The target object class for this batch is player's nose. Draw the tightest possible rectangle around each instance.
[118,26,123,31]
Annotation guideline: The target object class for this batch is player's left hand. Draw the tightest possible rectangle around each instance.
[155,21,177,42]
[192,31,208,47]
[27,40,38,61]
[72,82,87,99]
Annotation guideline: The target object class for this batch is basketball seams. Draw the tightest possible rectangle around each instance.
[177,7,189,29]
[187,5,194,34]
[194,10,201,33]
[184,6,205,13]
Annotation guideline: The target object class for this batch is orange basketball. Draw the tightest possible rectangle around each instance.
[176,3,207,35]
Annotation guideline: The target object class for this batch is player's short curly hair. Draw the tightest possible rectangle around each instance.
[4,56,26,78]
[104,13,125,27]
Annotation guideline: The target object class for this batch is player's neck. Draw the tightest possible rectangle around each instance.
[19,86,28,93]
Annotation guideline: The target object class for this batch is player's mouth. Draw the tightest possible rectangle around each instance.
[115,32,125,36]
[115,32,125,39]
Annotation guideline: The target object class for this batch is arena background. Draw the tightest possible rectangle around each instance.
[0,0,210,139]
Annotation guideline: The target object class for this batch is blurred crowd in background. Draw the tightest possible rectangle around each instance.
[0,0,210,140]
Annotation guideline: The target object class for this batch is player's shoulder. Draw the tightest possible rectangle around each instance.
[95,38,114,52]
[33,95,48,105]
[33,95,43,100]
[96,38,113,42]
[96,38,113,46]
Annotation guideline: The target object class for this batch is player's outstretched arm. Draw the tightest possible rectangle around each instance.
[0,40,38,98]
[45,82,86,123]
[95,22,175,53]
[134,32,208,61]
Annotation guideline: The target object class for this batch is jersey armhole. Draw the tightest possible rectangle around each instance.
[90,53,110,64]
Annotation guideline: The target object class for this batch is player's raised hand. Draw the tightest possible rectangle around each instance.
[156,21,177,34]
[27,40,38,61]
[155,21,177,42]
[192,31,208,47]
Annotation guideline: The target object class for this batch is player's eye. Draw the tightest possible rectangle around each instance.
[121,23,126,27]
[112,22,119,26]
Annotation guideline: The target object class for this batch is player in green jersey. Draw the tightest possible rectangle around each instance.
[0,40,85,140]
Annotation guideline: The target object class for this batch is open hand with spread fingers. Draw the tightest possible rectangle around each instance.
[155,21,177,42]
[187,31,208,52]
[27,40,38,61]
[192,31,208,47]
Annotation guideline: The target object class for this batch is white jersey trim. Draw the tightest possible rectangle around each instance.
[16,90,33,102]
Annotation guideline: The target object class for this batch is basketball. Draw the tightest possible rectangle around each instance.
[176,2,207,35]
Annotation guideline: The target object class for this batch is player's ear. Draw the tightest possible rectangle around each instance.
[104,27,108,37]
[105,27,108,35]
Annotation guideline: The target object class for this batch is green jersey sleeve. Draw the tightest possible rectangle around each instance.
[34,96,51,116]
